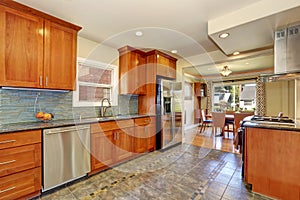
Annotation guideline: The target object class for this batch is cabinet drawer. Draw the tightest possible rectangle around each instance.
[0,130,41,150]
[0,144,41,177]
[0,167,41,200]
[134,117,155,126]
[91,119,134,133]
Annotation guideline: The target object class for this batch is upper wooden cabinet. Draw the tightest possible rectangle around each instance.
[0,2,81,90]
[118,46,146,95]
[155,51,177,79]
[44,21,77,90]
[194,82,207,97]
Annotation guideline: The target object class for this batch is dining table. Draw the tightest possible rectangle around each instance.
[206,114,234,136]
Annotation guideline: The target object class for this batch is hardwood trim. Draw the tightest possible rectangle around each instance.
[186,67,274,79]
[0,0,81,31]
[118,45,146,56]
[146,49,177,62]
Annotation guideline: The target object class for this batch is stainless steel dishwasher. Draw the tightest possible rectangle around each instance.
[43,124,90,191]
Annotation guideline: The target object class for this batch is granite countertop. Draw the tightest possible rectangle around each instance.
[0,114,155,134]
[242,120,300,131]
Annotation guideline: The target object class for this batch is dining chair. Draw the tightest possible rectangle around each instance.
[233,112,254,151]
[199,109,212,133]
[211,112,226,136]
[224,110,235,137]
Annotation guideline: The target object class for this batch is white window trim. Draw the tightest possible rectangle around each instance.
[73,57,119,107]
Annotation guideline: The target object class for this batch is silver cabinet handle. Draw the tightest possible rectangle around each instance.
[46,76,49,86]
[39,76,43,86]
[0,160,16,165]
[0,186,16,194]
[0,140,16,144]
[113,132,117,140]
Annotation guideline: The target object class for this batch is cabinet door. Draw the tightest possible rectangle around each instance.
[114,127,133,162]
[136,53,146,95]
[0,6,44,88]
[134,125,148,153]
[44,21,77,90]
[90,131,115,171]
[147,122,156,152]
[0,167,41,200]
[156,54,176,79]
[0,144,41,177]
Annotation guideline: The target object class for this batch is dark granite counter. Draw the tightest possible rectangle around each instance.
[0,114,155,134]
[242,119,300,132]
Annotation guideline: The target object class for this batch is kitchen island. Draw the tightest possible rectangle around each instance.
[242,120,300,200]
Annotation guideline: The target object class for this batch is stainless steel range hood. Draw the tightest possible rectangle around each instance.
[275,24,300,74]
[262,24,300,82]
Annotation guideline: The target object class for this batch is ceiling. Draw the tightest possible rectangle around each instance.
[14,0,300,77]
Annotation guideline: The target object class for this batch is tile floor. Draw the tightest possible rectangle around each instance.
[34,143,272,200]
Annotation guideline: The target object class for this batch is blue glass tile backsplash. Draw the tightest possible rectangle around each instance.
[0,89,138,125]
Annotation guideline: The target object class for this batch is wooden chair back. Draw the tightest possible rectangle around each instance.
[233,112,254,133]
[211,112,225,128]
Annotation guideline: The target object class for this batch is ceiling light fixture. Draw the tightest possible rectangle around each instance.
[233,51,240,56]
[219,32,230,39]
[171,50,177,54]
[135,31,143,36]
[220,66,232,77]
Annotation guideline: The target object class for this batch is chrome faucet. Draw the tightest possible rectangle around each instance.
[100,98,111,117]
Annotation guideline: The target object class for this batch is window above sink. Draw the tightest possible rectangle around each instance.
[73,58,118,107]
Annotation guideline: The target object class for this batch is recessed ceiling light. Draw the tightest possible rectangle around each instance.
[219,32,230,39]
[135,31,143,36]
[171,50,177,54]
[245,62,249,65]
[233,51,240,56]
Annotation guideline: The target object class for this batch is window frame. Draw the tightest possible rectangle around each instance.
[73,57,118,107]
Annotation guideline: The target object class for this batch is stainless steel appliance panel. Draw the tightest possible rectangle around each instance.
[43,125,90,191]
[160,79,182,149]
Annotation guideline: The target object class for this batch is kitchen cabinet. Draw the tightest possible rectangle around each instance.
[244,127,300,199]
[118,46,146,95]
[194,82,207,97]
[134,117,156,153]
[43,21,78,90]
[155,51,177,79]
[0,130,41,200]
[0,3,80,90]
[90,119,134,174]
[194,82,207,123]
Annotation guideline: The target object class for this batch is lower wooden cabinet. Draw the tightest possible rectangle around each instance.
[134,117,156,153]
[0,130,42,200]
[90,130,115,171]
[0,167,41,200]
[90,120,134,173]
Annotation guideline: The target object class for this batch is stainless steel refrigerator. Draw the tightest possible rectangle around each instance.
[156,76,182,150]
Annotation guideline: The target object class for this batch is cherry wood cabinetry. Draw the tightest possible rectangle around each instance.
[0,2,81,90]
[43,21,77,90]
[0,130,42,200]
[155,51,177,79]
[0,5,44,88]
[134,117,156,153]
[118,46,177,98]
[118,46,146,95]
[244,127,300,200]
[90,119,134,174]
[194,82,207,97]
[194,82,207,123]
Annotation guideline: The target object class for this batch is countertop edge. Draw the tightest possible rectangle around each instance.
[0,114,156,134]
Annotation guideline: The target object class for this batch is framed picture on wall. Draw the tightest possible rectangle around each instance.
[184,82,193,100]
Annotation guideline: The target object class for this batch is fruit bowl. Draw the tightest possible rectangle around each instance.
[35,112,54,122]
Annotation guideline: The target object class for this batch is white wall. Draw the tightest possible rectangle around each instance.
[77,36,119,65]
[265,80,295,118]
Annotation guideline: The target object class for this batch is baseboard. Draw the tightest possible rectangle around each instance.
[184,124,200,130]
